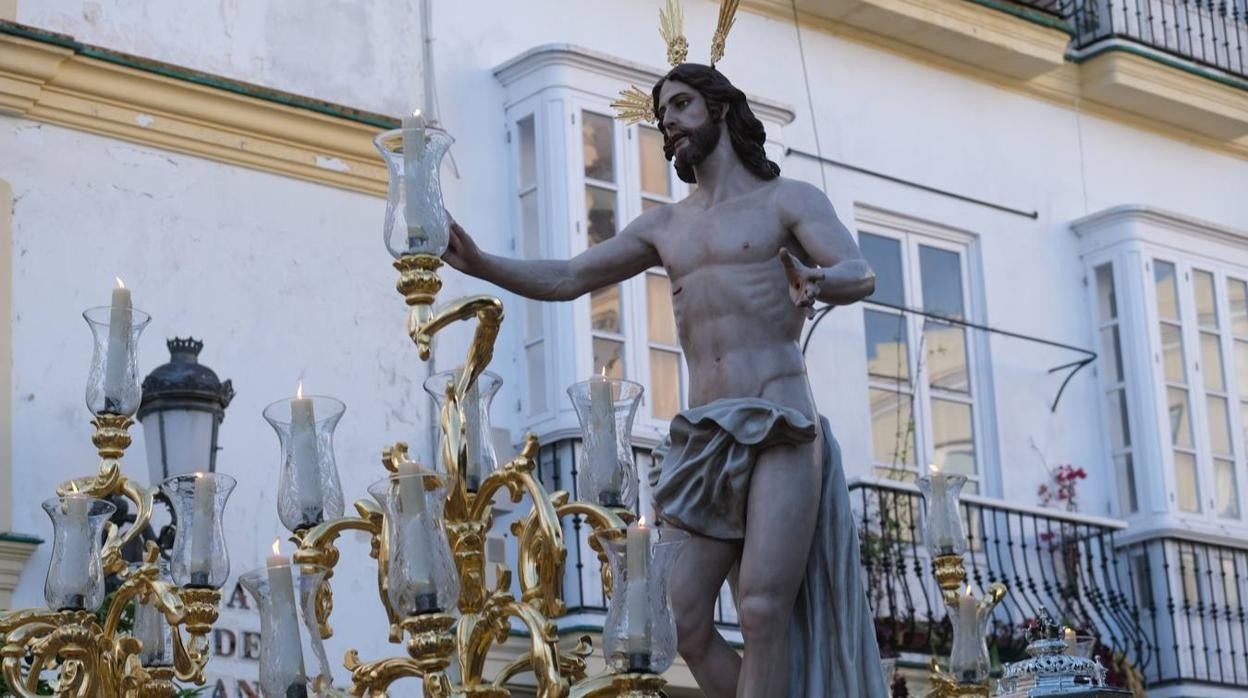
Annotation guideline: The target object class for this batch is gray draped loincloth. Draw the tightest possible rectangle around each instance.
[649,397,887,698]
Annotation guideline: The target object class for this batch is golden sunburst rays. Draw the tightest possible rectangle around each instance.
[710,0,740,67]
[611,85,657,125]
[659,0,689,67]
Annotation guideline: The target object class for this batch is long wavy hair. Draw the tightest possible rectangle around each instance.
[651,63,780,184]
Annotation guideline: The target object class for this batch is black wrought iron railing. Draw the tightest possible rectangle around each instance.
[1116,535,1248,688]
[1008,0,1248,79]
[850,478,1151,674]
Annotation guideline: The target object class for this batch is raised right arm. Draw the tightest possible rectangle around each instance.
[445,206,666,301]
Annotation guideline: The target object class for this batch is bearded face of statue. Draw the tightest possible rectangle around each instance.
[657,78,724,183]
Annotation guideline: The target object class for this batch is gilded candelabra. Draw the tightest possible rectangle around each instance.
[0,416,224,698]
[290,252,661,697]
[917,469,1008,698]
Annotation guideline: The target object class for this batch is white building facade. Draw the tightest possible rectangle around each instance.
[2,0,1247,696]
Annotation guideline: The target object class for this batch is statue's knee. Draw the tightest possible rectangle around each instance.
[736,593,786,642]
[675,612,714,660]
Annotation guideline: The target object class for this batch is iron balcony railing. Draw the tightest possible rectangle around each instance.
[1009,0,1248,79]
[1116,534,1248,688]
[850,478,1152,680]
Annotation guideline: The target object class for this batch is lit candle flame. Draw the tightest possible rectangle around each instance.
[637,515,647,528]
[296,381,304,399]
[68,481,80,494]
[963,584,973,599]
[271,539,282,556]
[412,109,422,119]
[600,366,608,378]
[115,276,126,290]
[929,463,941,476]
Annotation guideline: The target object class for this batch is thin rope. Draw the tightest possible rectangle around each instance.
[790,0,830,195]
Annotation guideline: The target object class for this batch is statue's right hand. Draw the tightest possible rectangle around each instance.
[444,215,482,275]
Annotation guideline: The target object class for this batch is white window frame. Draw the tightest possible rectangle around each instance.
[1141,252,1248,522]
[569,100,690,434]
[857,207,993,494]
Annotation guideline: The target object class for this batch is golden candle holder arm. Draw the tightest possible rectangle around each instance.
[58,437,155,578]
[491,635,593,690]
[567,672,667,698]
[554,503,629,602]
[455,572,570,698]
[293,498,387,640]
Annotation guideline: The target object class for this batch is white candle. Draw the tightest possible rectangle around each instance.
[950,584,979,673]
[1063,626,1077,655]
[189,473,214,584]
[265,540,306,685]
[103,278,132,412]
[289,383,322,526]
[626,518,651,660]
[462,376,483,489]
[402,110,427,251]
[61,493,91,603]
[589,372,619,504]
[396,459,437,605]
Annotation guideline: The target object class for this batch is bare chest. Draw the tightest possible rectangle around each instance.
[655,197,794,282]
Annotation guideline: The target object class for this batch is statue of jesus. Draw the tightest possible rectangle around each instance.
[446,63,887,697]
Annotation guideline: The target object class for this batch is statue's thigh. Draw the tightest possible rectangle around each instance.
[738,437,822,601]
[670,533,739,619]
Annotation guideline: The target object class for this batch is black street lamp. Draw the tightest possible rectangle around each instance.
[137,338,234,485]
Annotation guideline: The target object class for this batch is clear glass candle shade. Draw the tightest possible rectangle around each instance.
[161,473,236,588]
[567,378,644,509]
[948,595,992,685]
[422,368,502,491]
[374,126,454,258]
[594,526,688,674]
[368,472,459,616]
[238,563,334,698]
[263,396,346,533]
[133,560,175,667]
[917,472,969,557]
[41,495,115,610]
[83,306,151,416]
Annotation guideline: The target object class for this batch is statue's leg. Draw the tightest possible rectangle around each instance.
[669,531,741,698]
[735,434,822,698]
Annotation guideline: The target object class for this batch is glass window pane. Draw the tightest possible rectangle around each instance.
[646,273,678,345]
[1155,261,1180,322]
[1207,395,1232,456]
[1229,278,1248,337]
[1100,326,1124,384]
[526,301,542,342]
[526,341,546,414]
[642,198,663,212]
[1180,550,1201,601]
[1201,332,1225,392]
[869,387,916,467]
[1115,453,1138,514]
[1237,341,1248,395]
[925,321,968,393]
[639,127,671,198]
[586,186,617,246]
[1161,323,1186,384]
[865,310,909,381]
[593,338,625,378]
[1241,400,1248,455]
[1214,459,1240,519]
[1168,387,1192,448]
[859,233,904,307]
[591,285,622,333]
[1174,451,1200,513]
[919,245,965,320]
[518,116,537,188]
[521,191,540,257]
[1095,264,1117,321]
[1194,270,1218,329]
[931,399,975,477]
[1108,389,1131,450]
[650,350,681,420]
[582,112,615,182]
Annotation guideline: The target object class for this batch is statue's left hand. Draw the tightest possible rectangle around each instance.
[779,247,824,319]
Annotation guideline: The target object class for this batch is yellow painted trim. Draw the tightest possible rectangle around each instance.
[0,538,40,610]
[742,0,1248,160]
[0,1,13,22]
[0,33,389,196]
[1082,50,1248,139]
[0,178,10,536]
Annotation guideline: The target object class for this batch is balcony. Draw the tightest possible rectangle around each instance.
[854,477,1248,690]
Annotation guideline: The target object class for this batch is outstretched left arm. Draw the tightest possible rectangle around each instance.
[777,180,876,311]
